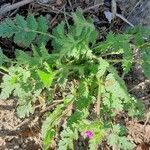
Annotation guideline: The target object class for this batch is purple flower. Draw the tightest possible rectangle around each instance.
[84,131,93,139]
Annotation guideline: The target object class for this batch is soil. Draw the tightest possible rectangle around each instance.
[0,0,150,150]
[0,100,42,150]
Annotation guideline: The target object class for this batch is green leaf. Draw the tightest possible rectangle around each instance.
[0,18,17,38]
[15,49,31,64]
[58,127,78,150]
[96,58,109,77]
[17,101,33,118]
[108,133,134,150]
[37,69,55,88]
[107,133,119,147]
[142,49,150,78]
[40,44,50,59]
[79,121,105,150]
[107,124,135,150]
[16,15,27,28]
[0,65,37,118]
[126,26,150,46]
[108,66,128,94]
[52,21,65,50]
[25,14,38,46]
[43,129,55,150]
[37,16,49,46]
[105,73,128,100]
[0,14,49,47]
[72,8,95,38]
[51,8,96,61]
[122,41,133,74]
[0,48,10,65]
[0,74,15,99]
[37,16,48,32]
[14,15,30,46]
[27,14,38,30]
[67,110,89,127]
[41,105,64,148]
[119,136,135,150]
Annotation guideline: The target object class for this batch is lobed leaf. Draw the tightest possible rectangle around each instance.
[0,14,49,47]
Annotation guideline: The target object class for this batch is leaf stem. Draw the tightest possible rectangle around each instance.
[28,29,56,39]
[0,66,9,73]
[106,59,143,64]
[97,78,102,116]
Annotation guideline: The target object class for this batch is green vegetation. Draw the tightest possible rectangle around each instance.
[0,9,150,149]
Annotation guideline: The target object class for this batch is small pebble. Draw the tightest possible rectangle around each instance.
[14,145,19,149]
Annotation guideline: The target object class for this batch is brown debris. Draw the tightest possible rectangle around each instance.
[135,143,149,150]
[127,120,150,144]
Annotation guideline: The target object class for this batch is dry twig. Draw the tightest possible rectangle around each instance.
[0,0,34,15]
[111,0,117,19]
[83,3,103,12]
[116,13,134,27]
[127,0,143,20]
[83,2,134,27]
